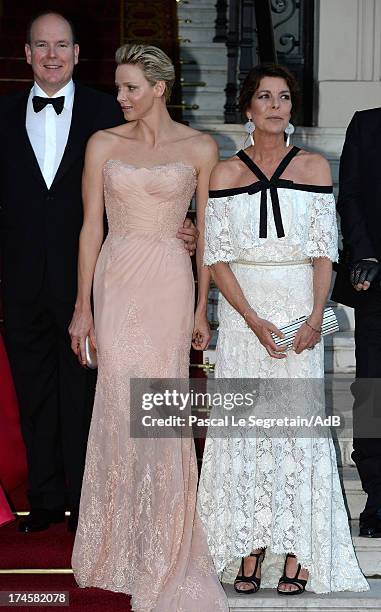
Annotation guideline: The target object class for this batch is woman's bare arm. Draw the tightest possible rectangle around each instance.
[192,135,219,350]
[293,154,334,353]
[68,132,108,364]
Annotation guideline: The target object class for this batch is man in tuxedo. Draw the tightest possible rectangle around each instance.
[0,11,197,533]
[332,108,381,538]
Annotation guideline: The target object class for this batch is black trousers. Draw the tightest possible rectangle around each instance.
[3,278,96,512]
[352,303,381,520]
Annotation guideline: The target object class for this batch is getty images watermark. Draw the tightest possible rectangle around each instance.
[127,377,370,439]
[140,388,340,429]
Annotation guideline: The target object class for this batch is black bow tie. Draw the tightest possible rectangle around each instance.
[32,95,65,115]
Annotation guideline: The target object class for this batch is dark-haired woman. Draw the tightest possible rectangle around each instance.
[195,65,368,595]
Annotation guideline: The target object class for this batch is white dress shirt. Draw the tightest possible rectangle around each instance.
[26,80,75,189]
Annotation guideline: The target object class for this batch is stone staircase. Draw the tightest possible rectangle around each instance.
[178,0,226,122]
[226,581,381,611]
[177,1,381,608]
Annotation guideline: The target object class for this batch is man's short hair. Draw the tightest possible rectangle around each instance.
[26,11,77,45]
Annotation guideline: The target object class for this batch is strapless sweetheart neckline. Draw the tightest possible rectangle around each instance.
[103,158,197,175]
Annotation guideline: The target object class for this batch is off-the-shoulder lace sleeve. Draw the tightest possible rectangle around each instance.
[304,193,338,262]
[203,197,236,265]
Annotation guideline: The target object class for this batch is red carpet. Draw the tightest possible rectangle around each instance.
[0,518,132,611]
[0,520,74,569]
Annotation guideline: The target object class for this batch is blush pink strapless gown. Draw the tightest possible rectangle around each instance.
[71,160,228,612]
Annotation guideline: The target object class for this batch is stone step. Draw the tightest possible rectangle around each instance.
[182,86,225,115]
[181,65,227,88]
[183,110,224,123]
[178,6,217,24]
[180,42,226,66]
[178,0,217,7]
[180,92,226,119]
[179,23,217,43]
[326,331,356,373]
[225,579,381,610]
[351,520,381,576]
[342,468,366,519]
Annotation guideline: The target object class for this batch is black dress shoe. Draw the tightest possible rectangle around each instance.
[359,513,381,538]
[18,508,65,533]
[67,509,78,532]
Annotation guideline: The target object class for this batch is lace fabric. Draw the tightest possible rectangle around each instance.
[198,188,369,594]
[204,190,339,265]
[71,161,228,611]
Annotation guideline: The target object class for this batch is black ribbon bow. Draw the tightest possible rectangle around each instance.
[32,95,65,115]
[237,147,300,239]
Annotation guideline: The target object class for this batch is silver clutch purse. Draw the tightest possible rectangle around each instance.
[271,306,339,350]
[85,336,98,369]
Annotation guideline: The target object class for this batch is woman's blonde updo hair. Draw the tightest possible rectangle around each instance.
[115,43,175,103]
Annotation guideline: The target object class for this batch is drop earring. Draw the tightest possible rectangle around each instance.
[244,118,255,146]
[285,122,295,147]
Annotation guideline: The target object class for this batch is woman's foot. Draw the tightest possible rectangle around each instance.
[277,553,308,595]
[234,548,265,594]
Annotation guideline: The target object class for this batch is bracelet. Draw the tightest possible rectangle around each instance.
[305,320,321,334]
[242,309,253,326]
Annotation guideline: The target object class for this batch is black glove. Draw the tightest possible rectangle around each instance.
[349,260,381,287]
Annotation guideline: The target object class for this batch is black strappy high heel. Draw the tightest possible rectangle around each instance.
[234,549,265,594]
[277,553,307,595]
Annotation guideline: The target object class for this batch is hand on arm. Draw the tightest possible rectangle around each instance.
[68,132,107,365]
[176,217,199,256]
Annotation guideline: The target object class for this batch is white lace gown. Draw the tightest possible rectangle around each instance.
[197,163,369,593]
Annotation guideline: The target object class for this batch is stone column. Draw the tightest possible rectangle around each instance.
[317,0,381,127]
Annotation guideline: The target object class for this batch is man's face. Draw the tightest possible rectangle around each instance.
[25,14,79,96]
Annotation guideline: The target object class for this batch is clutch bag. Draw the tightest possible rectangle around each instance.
[271,306,339,350]
[85,336,98,369]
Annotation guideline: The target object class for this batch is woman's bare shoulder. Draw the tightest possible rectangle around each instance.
[174,125,218,156]
[87,124,133,146]
[295,149,332,186]
[85,124,136,163]
[171,128,219,171]
[209,156,243,191]
[101,122,137,140]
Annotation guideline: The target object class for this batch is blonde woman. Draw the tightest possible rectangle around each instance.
[70,45,227,611]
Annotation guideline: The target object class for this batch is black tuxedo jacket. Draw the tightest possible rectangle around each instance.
[0,83,124,303]
[332,108,381,308]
